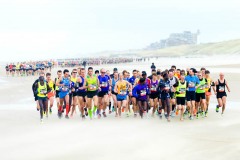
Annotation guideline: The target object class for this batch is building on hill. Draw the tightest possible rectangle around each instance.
[146,30,200,50]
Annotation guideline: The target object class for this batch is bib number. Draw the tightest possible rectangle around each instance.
[219,86,225,92]
[140,90,146,96]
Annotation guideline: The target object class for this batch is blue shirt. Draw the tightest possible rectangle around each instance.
[128,76,136,85]
[98,75,110,92]
[185,75,200,91]
[132,84,149,101]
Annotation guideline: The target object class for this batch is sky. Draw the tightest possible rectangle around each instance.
[0,0,239,61]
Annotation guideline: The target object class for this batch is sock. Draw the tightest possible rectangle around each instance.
[88,109,93,118]
[66,104,70,116]
[109,102,111,110]
[93,106,97,113]
[59,106,63,112]
[172,104,176,111]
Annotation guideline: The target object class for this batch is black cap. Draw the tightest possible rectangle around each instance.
[113,68,118,71]
[142,71,147,75]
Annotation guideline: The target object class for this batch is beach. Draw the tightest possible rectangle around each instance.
[0,56,240,160]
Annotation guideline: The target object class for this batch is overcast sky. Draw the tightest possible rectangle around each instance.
[0,0,239,61]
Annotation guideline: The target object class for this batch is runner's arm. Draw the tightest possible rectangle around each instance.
[225,81,230,92]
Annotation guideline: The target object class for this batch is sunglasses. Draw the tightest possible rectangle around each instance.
[101,72,106,74]
[73,72,77,74]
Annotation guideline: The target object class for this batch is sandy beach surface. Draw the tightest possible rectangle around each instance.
[0,57,240,160]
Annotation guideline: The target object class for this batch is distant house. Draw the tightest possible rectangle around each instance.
[145,30,200,50]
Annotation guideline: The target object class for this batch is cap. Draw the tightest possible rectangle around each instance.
[142,71,147,75]
[113,68,118,71]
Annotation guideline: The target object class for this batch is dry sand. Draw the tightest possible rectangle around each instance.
[0,58,240,160]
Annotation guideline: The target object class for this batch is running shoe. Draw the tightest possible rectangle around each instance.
[196,113,199,119]
[65,115,69,119]
[43,111,46,116]
[159,114,162,119]
[112,107,115,112]
[189,116,193,120]
[205,111,208,117]
[82,115,86,120]
[216,105,219,113]
[122,107,125,113]
[134,113,137,118]
[201,112,205,118]
[164,113,167,119]
[103,112,107,118]
[98,114,101,119]
[49,108,52,115]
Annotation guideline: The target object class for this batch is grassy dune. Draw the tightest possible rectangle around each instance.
[137,39,240,57]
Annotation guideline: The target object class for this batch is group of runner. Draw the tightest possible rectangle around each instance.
[32,65,230,123]
[5,61,54,77]
[57,57,134,68]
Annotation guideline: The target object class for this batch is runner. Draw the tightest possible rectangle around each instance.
[205,70,214,116]
[185,68,200,120]
[77,68,87,119]
[56,69,71,119]
[158,72,171,122]
[114,73,132,117]
[133,78,149,118]
[32,72,45,112]
[35,76,51,123]
[69,69,79,118]
[5,64,9,76]
[175,74,187,121]
[97,68,111,118]
[129,69,138,117]
[168,69,179,117]
[111,72,119,116]
[54,70,62,113]
[149,73,159,117]
[84,67,100,119]
[195,72,208,118]
[213,73,231,115]
[46,73,55,115]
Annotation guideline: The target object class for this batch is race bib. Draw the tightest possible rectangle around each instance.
[179,88,186,93]
[62,86,69,91]
[199,84,205,90]
[188,82,195,87]
[90,85,97,90]
[40,89,47,94]
[165,84,170,90]
[120,90,127,95]
[219,86,225,92]
[140,90,146,96]
[101,82,108,87]
[151,85,157,91]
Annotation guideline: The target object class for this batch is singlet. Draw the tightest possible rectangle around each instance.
[60,77,70,92]
[176,81,187,98]
[37,82,47,98]
[216,79,226,94]
[48,80,54,91]
[205,78,211,92]
[98,75,110,92]
[112,78,118,92]
[78,76,86,93]
[196,78,207,94]
[150,79,158,93]
[117,81,128,95]
[86,74,98,91]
